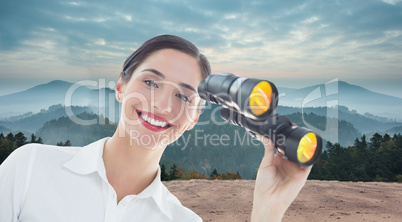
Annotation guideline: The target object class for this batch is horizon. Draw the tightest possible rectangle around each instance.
[0,77,401,100]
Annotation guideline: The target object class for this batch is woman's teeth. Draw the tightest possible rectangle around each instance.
[140,113,169,127]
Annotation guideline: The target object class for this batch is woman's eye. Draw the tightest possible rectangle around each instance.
[144,80,158,88]
[176,94,191,103]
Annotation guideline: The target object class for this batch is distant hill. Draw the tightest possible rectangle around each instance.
[0,104,94,133]
[0,125,11,132]
[36,112,117,146]
[0,80,116,119]
[276,105,402,134]
[278,80,402,121]
[198,104,361,146]
[386,126,402,134]
[285,112,361,147]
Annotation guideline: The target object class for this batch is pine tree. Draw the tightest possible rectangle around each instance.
[64,140,71,146]
[169,163,179,180]
[6,133,14,141]
[30,133,37,143]
[14,132,27,147]
[161,164,169,181]
[57,140,72,146]
[210,168,219,178]
[383,133,391,142]
[29,133,43,144]
[37,137,43,144]
[0,137,16,164]
[370,133,383,151]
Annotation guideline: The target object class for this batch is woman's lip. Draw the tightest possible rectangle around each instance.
[136,109,172,132]
[137,109,172,125]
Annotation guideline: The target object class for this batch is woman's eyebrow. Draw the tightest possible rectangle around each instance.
[141,68,197,93]
[180,82,197,93]
[142,68,165,78]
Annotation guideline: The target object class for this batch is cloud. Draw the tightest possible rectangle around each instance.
[382,0,402,5]
[0,0,401,86]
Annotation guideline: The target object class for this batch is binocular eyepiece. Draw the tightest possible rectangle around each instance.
[198,73,322,167]
[197,73,278,120]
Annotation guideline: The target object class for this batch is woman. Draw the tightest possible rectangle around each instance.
[0,35,311,221]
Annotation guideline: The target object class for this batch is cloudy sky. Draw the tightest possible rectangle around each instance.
[1,0,401,97]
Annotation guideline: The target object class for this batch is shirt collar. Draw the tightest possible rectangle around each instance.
[63,137,108,175]
[63,137,173,220]
[138,166,173,220]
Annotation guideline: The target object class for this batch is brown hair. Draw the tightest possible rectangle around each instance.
[121,35,211,82]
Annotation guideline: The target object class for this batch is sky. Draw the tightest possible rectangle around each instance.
[0,0,402,97]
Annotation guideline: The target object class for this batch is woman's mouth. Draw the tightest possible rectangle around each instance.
[136,110,172,132]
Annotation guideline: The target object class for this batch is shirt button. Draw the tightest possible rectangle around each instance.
[121,198,130,206]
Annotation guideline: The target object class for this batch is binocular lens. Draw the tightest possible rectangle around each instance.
[249,81,273,116]
[297,132,318,164]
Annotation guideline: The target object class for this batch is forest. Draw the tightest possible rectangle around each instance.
[309,133,402,182]
[1,131,401,182]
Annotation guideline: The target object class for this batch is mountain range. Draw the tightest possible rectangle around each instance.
[0,80,116,119]
[1,79,401,121]
[278,81,402,121]
[1,79,402,139]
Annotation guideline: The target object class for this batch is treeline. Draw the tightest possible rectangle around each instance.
[36,112,116,146]
[310,133,402,182]
[161,163,242,181]
[0,131,243,180]
[0,132,71,164]
[2,131,402,182]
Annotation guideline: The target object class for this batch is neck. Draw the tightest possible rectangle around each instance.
[103,125,166,197]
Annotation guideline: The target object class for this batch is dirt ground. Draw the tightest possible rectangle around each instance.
[164,180,402,222]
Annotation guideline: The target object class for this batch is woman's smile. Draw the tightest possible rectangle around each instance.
[136,109,172,132]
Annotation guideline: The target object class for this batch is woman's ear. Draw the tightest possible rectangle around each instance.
[115,75,124,102]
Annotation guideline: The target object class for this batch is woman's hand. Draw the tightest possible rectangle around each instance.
[251,134,312,222]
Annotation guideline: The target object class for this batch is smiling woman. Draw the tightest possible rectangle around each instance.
[0,35,312,222]
[116,51,204,150]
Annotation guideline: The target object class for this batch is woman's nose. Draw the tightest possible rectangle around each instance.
[152,88,173,114]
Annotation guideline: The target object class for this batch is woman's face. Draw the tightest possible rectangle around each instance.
[117,48,203,150]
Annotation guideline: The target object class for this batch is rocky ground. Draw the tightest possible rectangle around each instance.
[164,180,402,222]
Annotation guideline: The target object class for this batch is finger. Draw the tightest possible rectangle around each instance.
[256,135,276,169]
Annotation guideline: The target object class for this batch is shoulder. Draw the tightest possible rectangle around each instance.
[1,143,81,171]
[161,184,202,222]
[15,142,80,158]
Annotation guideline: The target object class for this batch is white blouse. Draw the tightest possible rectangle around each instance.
[0,138,201,222]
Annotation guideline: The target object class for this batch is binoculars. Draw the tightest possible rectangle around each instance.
[198,73,322,167]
